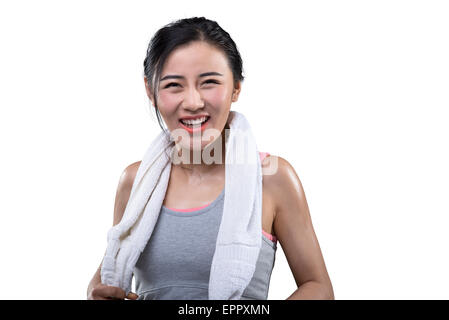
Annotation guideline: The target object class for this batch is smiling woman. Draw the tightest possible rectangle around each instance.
[145,39,240,154]
[87,16,334,301]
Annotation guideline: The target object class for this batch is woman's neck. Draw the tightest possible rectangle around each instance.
[172,128,227,177]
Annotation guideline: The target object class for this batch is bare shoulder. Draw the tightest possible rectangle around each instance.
[112,161,142,226]
[261,155,307,222]
[119,161,142,186]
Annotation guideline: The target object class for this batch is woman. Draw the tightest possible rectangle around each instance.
[87,17,334,300]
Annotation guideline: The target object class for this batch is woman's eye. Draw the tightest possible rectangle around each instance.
[203,79,219,85]
[164,80,218,89]
[164,82,180,88]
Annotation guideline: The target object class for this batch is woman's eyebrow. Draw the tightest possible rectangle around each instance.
[160,72,223,82]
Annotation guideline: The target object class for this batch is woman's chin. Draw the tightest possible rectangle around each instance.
[177,140,208,152]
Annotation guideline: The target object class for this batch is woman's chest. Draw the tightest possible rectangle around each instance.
[162,169,277,237]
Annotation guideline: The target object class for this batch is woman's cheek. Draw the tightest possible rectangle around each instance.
[203,87,229,105]
[158,91,182,111]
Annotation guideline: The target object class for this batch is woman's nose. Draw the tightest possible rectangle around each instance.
[182,87,204,110]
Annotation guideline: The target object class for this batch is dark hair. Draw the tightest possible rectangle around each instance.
[143,17,245,133]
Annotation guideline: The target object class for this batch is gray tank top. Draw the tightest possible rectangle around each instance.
[133,186,277,300]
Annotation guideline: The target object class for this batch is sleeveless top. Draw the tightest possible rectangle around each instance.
[133,152,277,300]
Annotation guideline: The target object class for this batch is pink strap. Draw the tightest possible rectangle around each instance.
[262,229,277,242]
[259,151,270,162]
[165,203,210,212]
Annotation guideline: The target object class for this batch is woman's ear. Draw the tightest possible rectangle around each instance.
[144,77,155,106]
[231,81,242,102]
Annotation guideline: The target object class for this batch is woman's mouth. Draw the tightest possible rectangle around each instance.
[179,116,210,133]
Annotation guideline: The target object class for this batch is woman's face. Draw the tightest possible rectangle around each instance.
[145,41,241,151]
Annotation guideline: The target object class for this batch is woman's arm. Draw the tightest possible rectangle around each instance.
[86,161,141,300]
[268,156,334,300]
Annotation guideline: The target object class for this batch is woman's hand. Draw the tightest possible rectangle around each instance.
[88,283,139,300]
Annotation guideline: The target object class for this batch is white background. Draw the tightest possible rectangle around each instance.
[0,0,448,300]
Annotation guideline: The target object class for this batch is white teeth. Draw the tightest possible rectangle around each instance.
[181,116,208,125]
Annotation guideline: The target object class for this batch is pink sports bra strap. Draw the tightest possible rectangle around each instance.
[259,151,270,162]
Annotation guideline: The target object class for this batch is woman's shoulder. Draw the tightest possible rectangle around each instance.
[120,161,141,186]
[112,161,142,225]
[261,153,304,213]
[260,152,291,181]
[260,153,297,181]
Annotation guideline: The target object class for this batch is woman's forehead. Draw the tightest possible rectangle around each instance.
[161,42,231,77]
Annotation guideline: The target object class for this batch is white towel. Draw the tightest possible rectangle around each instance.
[100,110,263,300]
